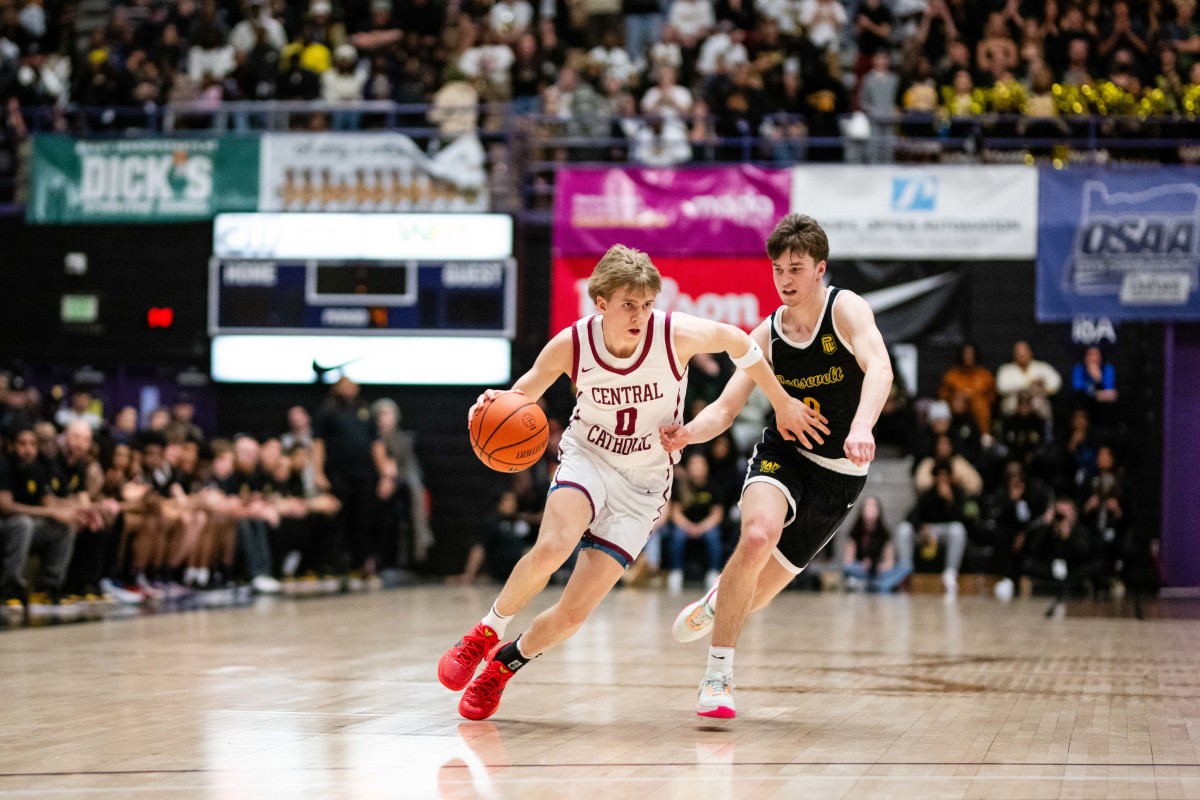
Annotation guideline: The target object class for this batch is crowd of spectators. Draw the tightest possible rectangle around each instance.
[3,0,1200,178]
[0,371,431,624]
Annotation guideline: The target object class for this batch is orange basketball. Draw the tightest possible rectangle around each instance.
[470,392,549,473]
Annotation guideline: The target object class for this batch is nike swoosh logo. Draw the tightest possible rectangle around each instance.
[581,366,595,373]
[859,272,958,313]
[711,654,726,660]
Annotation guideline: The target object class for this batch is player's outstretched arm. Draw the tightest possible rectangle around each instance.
[666,315,829,450]
[834,292,893,467]
[467,328,573,425]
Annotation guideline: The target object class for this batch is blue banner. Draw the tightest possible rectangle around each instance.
[1037,167,1200,322]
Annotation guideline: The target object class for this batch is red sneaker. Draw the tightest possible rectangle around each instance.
[458,655,516,721]
[438,623,500,691]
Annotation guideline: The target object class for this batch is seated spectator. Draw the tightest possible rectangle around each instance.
[666,450,725,591]
[999,390,1049,469]
[945,391,983,465]
[914,433,983,498]
[632,114,692,164]
[641,65,693,121]
[1050,407,1098,497]
[996,340,1061,420]
[488,0,534,44]
[854,0,894,77]
[0,426,79,609]
[230,0,287,55]
[321,44,366,129]
[1071,346,1118,425]
[1082,445,1125,567]
[800,0,848,52]
[223,434,282,593]
[281,22,332,77]
[277,51,321,100]
[458,28,515,100]
[1024,497,1103,608]
[509,32,547,115]
[983,460,1053,601]
[843,496,910,592]
[977,12,1019,79]
[696,21,749,78]
[448,490,532,585]
[894,462,969,596]
[587,27,637,86]
[939,343,997,434]
[164,394,204,444]
[54,385,101,431]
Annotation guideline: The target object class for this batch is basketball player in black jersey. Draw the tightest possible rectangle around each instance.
[660,214,893,718]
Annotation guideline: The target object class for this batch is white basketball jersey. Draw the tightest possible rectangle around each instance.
[563,309,689,470]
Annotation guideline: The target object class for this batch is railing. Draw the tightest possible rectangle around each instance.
[4,101,1200,219]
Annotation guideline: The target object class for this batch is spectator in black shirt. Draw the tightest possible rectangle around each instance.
[1024,497,1103,610]
[276,51,320,100]
[894,462,969,596]
[666,450,725,591]
[313,376,376,574]
[0,427,78,605]
[983,460,1053,601]
[843,496,910,592]
[226,434,281,593]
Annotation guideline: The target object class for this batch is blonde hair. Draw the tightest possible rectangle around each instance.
[587,244,662,303]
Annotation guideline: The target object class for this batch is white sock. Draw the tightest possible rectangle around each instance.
[707,646,734,677]
[481,603,512,638]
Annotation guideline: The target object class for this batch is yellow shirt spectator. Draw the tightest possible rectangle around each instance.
[281,39,332,74]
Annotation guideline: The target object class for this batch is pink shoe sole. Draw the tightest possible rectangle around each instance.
[697,706,736,719]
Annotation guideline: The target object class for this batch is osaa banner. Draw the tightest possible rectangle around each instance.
[28,135,259,223]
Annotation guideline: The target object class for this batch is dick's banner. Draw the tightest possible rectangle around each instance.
[28,135,260,223]
[1037,167,1200,321]
[28,132,487,223]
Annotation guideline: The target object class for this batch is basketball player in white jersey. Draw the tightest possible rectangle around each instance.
[438,244,829,720]
[660,214,893,718]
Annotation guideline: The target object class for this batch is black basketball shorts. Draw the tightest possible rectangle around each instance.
[742,429,868,573]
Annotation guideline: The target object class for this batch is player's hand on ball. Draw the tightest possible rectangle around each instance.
[774,397,829,449]
[468,388,523,427]
[844,424,876,466]
[659,423,690,453]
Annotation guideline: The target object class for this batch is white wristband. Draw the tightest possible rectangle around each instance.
[730,339,764,369]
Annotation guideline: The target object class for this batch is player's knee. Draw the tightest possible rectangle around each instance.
[528,537,575,571]
[737,520,778,558]
[553,603,591,631]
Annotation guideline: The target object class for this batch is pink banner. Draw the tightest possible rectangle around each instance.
[553,167,792,257]
[551,256,778,335]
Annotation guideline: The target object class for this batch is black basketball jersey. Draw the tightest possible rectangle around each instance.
[766,287,866,462]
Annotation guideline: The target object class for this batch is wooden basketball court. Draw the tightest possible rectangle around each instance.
[3,586,1198,799]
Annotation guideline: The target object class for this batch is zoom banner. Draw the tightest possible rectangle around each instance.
[1037,167,1200,321]
[553,166,791,257]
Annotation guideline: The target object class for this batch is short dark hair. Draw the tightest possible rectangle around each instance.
[766,214,830,264]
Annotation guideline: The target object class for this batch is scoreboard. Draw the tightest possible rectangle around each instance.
[208,213,516,385]
[209,213,515,337]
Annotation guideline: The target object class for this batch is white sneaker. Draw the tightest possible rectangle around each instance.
[100,578,144,606]
[696,672,736,719]
[252,575,282,594]
[667,570,683,593]
[994,577,1015,602]
[942,569,959,596]
[672,582,719,642]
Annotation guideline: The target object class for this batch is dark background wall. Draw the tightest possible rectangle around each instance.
[0,215,1165,573]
